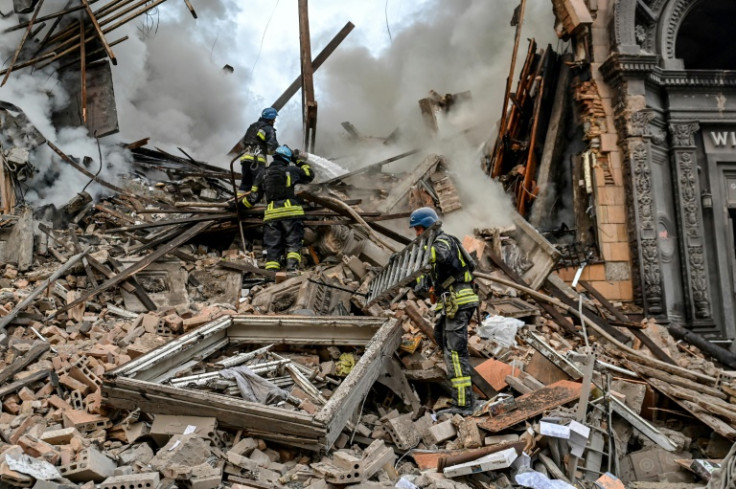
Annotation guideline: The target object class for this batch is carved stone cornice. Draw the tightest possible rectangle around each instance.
[651,71,736,88]
[600,52,659,85]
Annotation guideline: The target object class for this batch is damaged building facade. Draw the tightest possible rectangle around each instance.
[500,0,736,345]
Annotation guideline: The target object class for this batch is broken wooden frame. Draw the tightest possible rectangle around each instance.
[103,315,401,451]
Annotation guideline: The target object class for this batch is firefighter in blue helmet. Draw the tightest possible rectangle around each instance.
[411,207,479,415]
[241,145,315,272]
[238,107,279,195]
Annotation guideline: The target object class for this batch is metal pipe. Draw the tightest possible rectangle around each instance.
[170,359,291,386]
[215,344,273,368]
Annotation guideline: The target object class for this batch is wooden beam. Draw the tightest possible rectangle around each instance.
[489,0,527,177]
[46,139,153,203]
[517,77,544,215]
[228,21,355,156]
[3,4,86,33]
[319,149,420,185]
[51,220,214,317]
[0,369,50,398]
[81,0,117,64]
[0,342,50,385]
[0,251,87,331]
[182,0,197,18]
[1,0,45,86]
[79,20,88,124]
[298,0,317,152]
[271,21,354,112]
[579,280,676,365]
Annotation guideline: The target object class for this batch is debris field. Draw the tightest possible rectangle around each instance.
[1,0,736,489]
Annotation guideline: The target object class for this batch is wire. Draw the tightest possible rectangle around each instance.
[384,0,393,43]
[82,130,103,193]
[249,0,280,81]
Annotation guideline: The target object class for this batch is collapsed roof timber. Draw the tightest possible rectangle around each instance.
[1,0,736,488]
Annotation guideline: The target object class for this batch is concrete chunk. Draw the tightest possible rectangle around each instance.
[58,446,116,483]
[149,414,217,446]
[429,420,457,444]
[40,427,80,445]
[99,472,159,489]
[149,434,211,471]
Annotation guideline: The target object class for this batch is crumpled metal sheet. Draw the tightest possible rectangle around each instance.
[219,365,290,404]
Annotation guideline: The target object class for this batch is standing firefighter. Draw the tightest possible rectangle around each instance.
[411,207,479,415]
[238,107,279,195]
[241,145,315,272]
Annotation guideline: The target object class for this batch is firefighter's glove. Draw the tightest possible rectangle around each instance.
[413,275,430,300]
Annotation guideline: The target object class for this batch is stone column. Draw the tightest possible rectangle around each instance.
[601,52,664,315]
[669,122,712,320]
[626,139,664,314]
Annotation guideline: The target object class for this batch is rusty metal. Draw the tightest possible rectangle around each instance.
[517,76,544,215]
[479,380,582,432]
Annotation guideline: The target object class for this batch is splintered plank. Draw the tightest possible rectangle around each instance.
[478,380,582,432]
[644,378,736,440]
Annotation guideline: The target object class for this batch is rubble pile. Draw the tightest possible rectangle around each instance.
[0,118,735,489]
[1,2,736,487]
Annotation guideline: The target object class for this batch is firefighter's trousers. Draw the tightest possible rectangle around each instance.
[239,156,265,192]
[434,307,474,408]
[263,218,304,271]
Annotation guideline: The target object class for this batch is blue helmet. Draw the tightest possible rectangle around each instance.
[409,207,439,228]
[274,145,293,161]
[261,107,278,120]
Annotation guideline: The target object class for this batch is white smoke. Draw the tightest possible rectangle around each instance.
[1,0,555,215]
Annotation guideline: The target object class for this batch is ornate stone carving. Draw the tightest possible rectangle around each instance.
[664,0,700,60]
[625,110,666,145]
[635,24,647,45]
[669,122,712,319]
[630,142,663,313]
[613,0,638,49]
[670,121,699,147]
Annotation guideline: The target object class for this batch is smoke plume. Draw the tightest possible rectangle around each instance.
[1,0,556,223]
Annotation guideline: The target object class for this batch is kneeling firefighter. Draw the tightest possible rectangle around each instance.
[241,145,315,272]
[410,207,479,415]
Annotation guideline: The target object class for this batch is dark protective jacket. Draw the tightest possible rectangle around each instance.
[240,118,279,159]
[422,230,479,310]
[242,155,315,221]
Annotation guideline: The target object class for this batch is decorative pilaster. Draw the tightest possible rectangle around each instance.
[627,141,663,313]
[669,122,712,320]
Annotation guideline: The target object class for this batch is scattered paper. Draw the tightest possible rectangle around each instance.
[540,421,571,439]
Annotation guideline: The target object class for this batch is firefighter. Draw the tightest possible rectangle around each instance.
[410,207,479,415]
[241,145,315,272]
[238,107,279,195]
